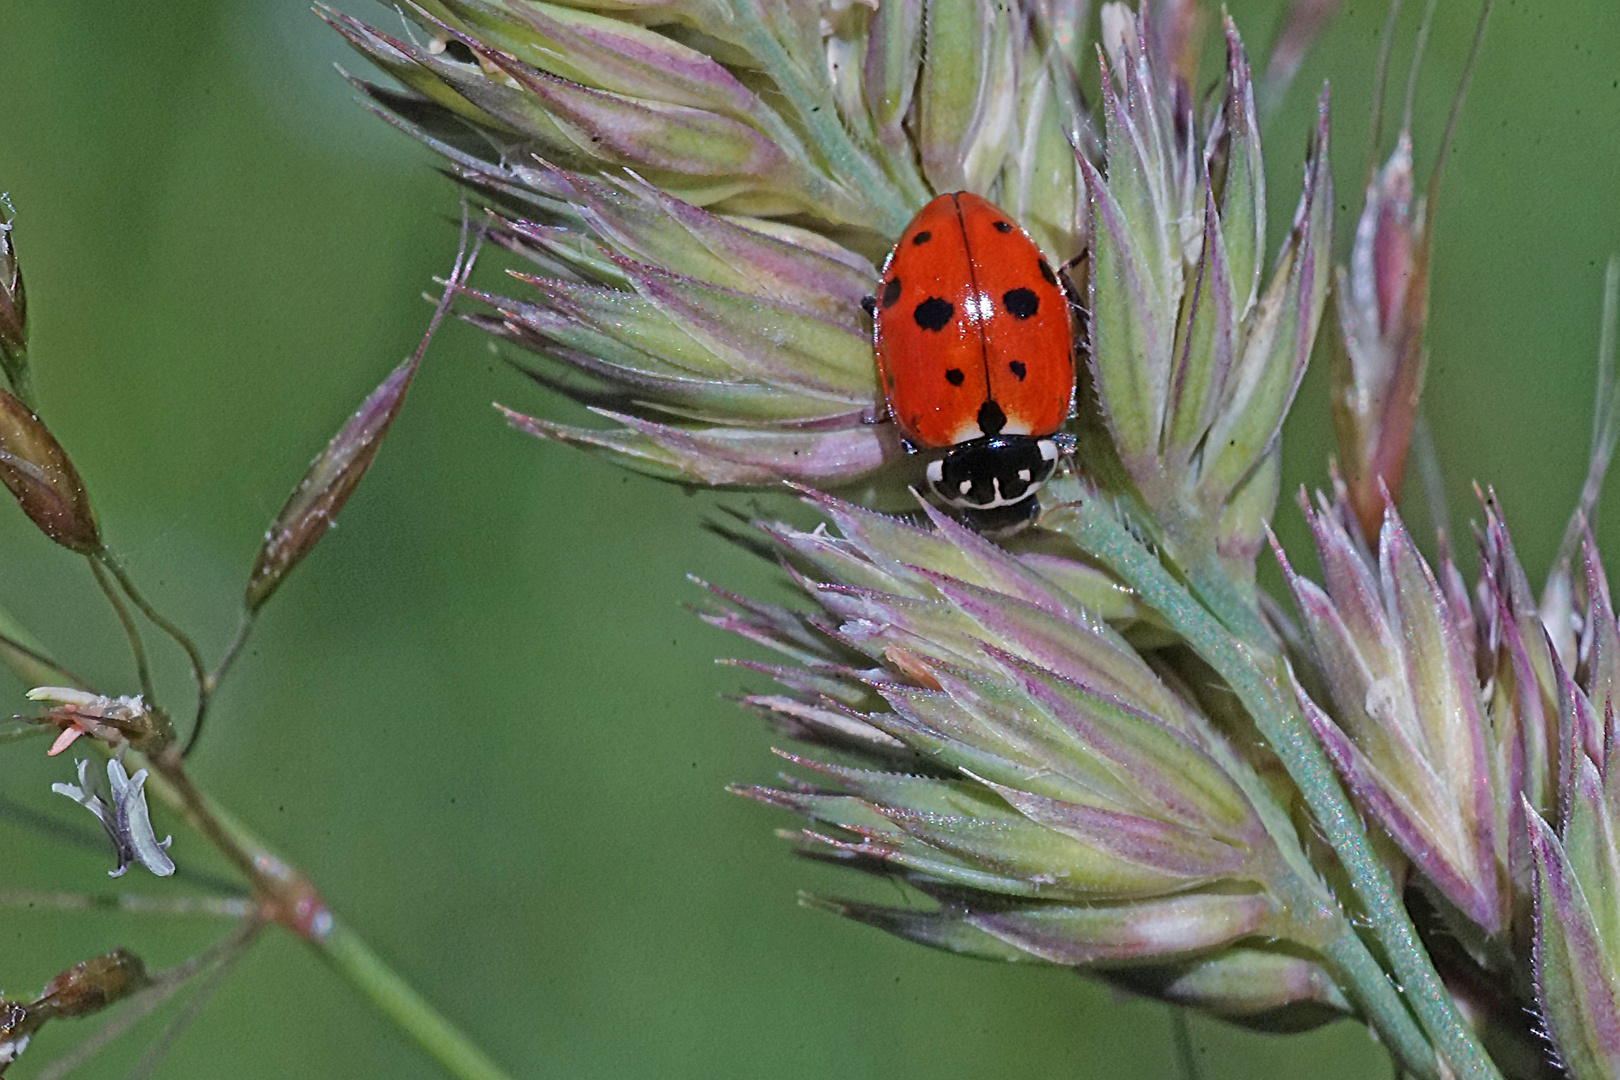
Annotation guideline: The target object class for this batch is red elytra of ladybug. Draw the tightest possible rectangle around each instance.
[870,191,1075,512]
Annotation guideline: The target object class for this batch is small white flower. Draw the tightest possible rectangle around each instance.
[51,758,175,878]
[0,1032,29,1066]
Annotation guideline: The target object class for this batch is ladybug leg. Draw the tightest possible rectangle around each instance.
[1055,250,1088,425]
[1059,249,1092,337]
[1058,250,1089,302]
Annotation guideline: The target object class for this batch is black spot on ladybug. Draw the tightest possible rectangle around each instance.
[1003,287,1039,319]
[1037,257,1058,286]
[913,297,954,331]
[1008,360,1026,381]
[911,230,932,245]
[945,368,965,386]
[860,295,876,317]
[992,220,1014,233]
[880,277,902,308]
[977,399,1007,437]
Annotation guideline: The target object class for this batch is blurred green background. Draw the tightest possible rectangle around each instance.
[0,1,1617,1077]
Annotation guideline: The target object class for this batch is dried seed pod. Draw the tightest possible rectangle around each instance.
[245,354,418,612]
[33,949,150,1019]
[0,387,100,554]
[0,196,27,398]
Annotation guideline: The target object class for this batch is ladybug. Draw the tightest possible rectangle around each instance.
[867,192,1075,519]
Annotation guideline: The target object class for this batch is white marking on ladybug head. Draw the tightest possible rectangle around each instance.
[1038,439,1059,462]
[959,480,973,496]
[1017,468,1032,483]
[926,459,944,485]
[964,477,1031,510]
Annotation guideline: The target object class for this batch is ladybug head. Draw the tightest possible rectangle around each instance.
[925,436,1060,512]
